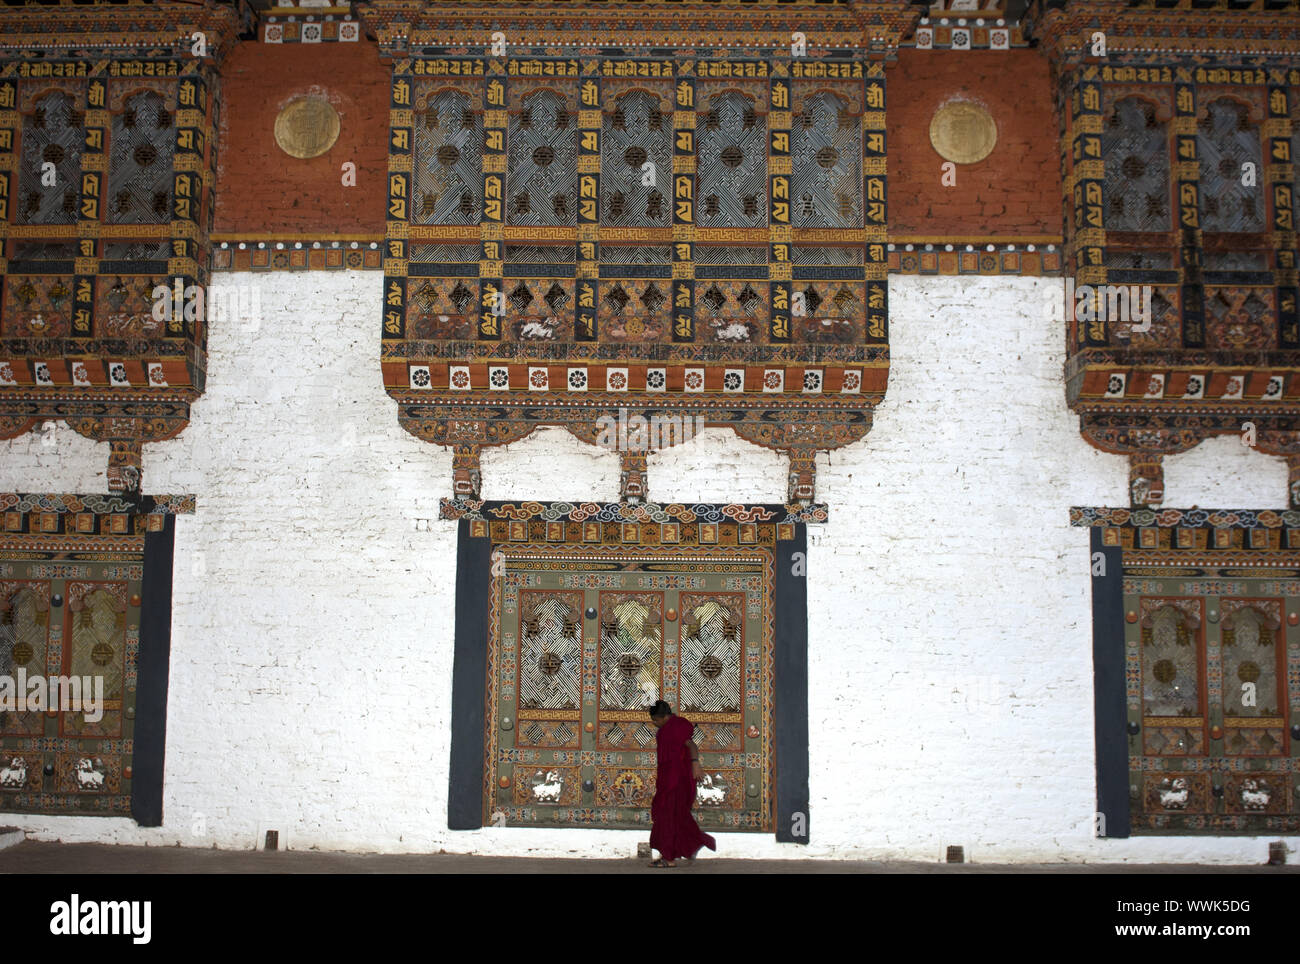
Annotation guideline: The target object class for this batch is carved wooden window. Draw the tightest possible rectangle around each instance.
[1219,602,1285,756]
[601,90,670,227]
[1140,602,1203,723]
[1198,96,1264,234]
[17,90,83,225]
[413,86,481,225]
[65,586,127,740]
[1103,95,1170,233]
[508,89,576,226]
[696,91,766,228]
[0,584,51,737]
[791,92,861,228]
[518,592,583,721]
[678,595,743,716]
[107,90,174,225]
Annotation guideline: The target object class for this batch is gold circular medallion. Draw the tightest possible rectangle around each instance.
[274,95,341,159]
[929,99,997,165]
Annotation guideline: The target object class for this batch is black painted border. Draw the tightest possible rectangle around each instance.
[1090,528,1130,839]
[774,526,810,844]
[132,515,175,828]
[447,519,492,830]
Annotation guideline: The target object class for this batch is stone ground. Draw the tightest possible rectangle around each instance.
[1,840,1295,873]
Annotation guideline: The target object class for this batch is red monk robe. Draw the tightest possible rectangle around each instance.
[649,713,717,862]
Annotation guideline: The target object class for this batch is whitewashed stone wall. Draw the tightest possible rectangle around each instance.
[0,270,1289,863]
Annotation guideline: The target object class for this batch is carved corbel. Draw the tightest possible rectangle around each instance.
[620,451,648,504]
[1284,456,1300,510]
[1079,421,1206,507]
[1128,453,1164,508]
[451,444,482,499]
[788,448,817,504]
[399,413,536,449]
[66,416,187,495]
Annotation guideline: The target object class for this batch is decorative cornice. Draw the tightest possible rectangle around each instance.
[442,497,827,526]
[358,0,922,57]
[0,492,195,516]
[0,0,242,64]
[1027,0,1300,65]
[1072,506,1300,529]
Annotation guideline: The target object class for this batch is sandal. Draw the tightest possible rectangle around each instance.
[649,857,676,868]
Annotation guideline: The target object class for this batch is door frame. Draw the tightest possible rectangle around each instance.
[445,500,812,844]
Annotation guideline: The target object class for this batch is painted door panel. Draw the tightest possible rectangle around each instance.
[485,545,773,830]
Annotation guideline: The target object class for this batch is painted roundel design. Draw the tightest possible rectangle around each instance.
[928,99,997,165]
[274,95,341,159]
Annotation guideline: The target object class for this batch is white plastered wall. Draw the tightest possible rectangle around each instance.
[0,270,1289,862]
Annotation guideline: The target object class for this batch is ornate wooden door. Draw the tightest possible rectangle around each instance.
[484,545,774,831]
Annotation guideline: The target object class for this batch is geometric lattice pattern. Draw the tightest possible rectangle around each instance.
[485,546,774,830]
[0,583,51,737]
[1198,97,1264,234]
[601,90,671,227]
[106,90,174,225]
[598,593,663,711]
[16,91,83,225]
[678,594,742,713]
[697,90,767,228]
[517,592,582,710]
[508,90,577,226]
[1103,96,1170,233]
[791,91,861,228]
[413,85,481,225]
[64,584,127,739]
[1140,603,1200,718]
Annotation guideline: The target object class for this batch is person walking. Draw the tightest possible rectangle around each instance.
[646,699,717,867]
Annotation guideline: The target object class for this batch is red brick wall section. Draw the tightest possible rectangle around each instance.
[213,42,389,237]
[887,49,1061,239]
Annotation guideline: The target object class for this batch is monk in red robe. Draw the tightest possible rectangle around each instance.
[647,700,717,867]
